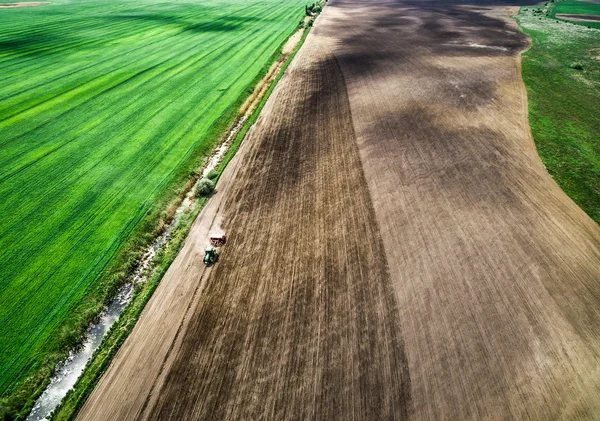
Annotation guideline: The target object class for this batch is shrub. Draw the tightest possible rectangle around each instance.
[58,325,80,349]
[570,61,584,70]
[306,2,318,15]
[206,169,219,180]
[195,178,215,197]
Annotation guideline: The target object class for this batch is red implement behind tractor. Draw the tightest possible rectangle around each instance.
[210,234,226,247]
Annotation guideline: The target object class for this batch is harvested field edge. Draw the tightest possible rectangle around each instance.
[0,13,307,421]
[46,24,313,421]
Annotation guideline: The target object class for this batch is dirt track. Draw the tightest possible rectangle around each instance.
[0,2,48,8]
[78,0,600,420]
[556,13,600,22]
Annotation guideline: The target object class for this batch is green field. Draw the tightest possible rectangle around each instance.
[0,0,303,399]
[549,0,600,28]
[517,4,600,224]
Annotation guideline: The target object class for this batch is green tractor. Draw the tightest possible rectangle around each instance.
[203,246,217,265]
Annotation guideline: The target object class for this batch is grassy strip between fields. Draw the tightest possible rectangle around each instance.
[0,11,310,421]
[46,24,312,421]
[516,3,600,224]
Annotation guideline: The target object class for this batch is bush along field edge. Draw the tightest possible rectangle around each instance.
[0,6,320,421]
[44,12,319,421]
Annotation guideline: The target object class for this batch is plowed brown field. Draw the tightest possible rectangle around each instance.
[78,0,600,420]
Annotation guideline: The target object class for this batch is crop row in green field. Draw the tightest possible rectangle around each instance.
[0,0,304,398]
[517,5,600,224]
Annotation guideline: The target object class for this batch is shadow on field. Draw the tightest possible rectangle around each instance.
[144,54,412,421]
[324,0,529,81]
[0,30,69,54]
[106,14,260,33]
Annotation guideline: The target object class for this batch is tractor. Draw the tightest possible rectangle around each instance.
[204,233,226,266]
[203,246,217,265]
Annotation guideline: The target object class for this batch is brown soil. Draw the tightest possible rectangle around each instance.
[556,13,600,22]
[329,1,600,419]
[0,2,48,8]
[77,0,600,420]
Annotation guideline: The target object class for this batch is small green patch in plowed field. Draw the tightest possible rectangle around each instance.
[517,5,600,224]
[0,0,303,398]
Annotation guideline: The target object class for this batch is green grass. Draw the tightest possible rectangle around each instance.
[0,0,305,404]
[517,6,600,224]
[553,1,600,15]
[547,0,600,29]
